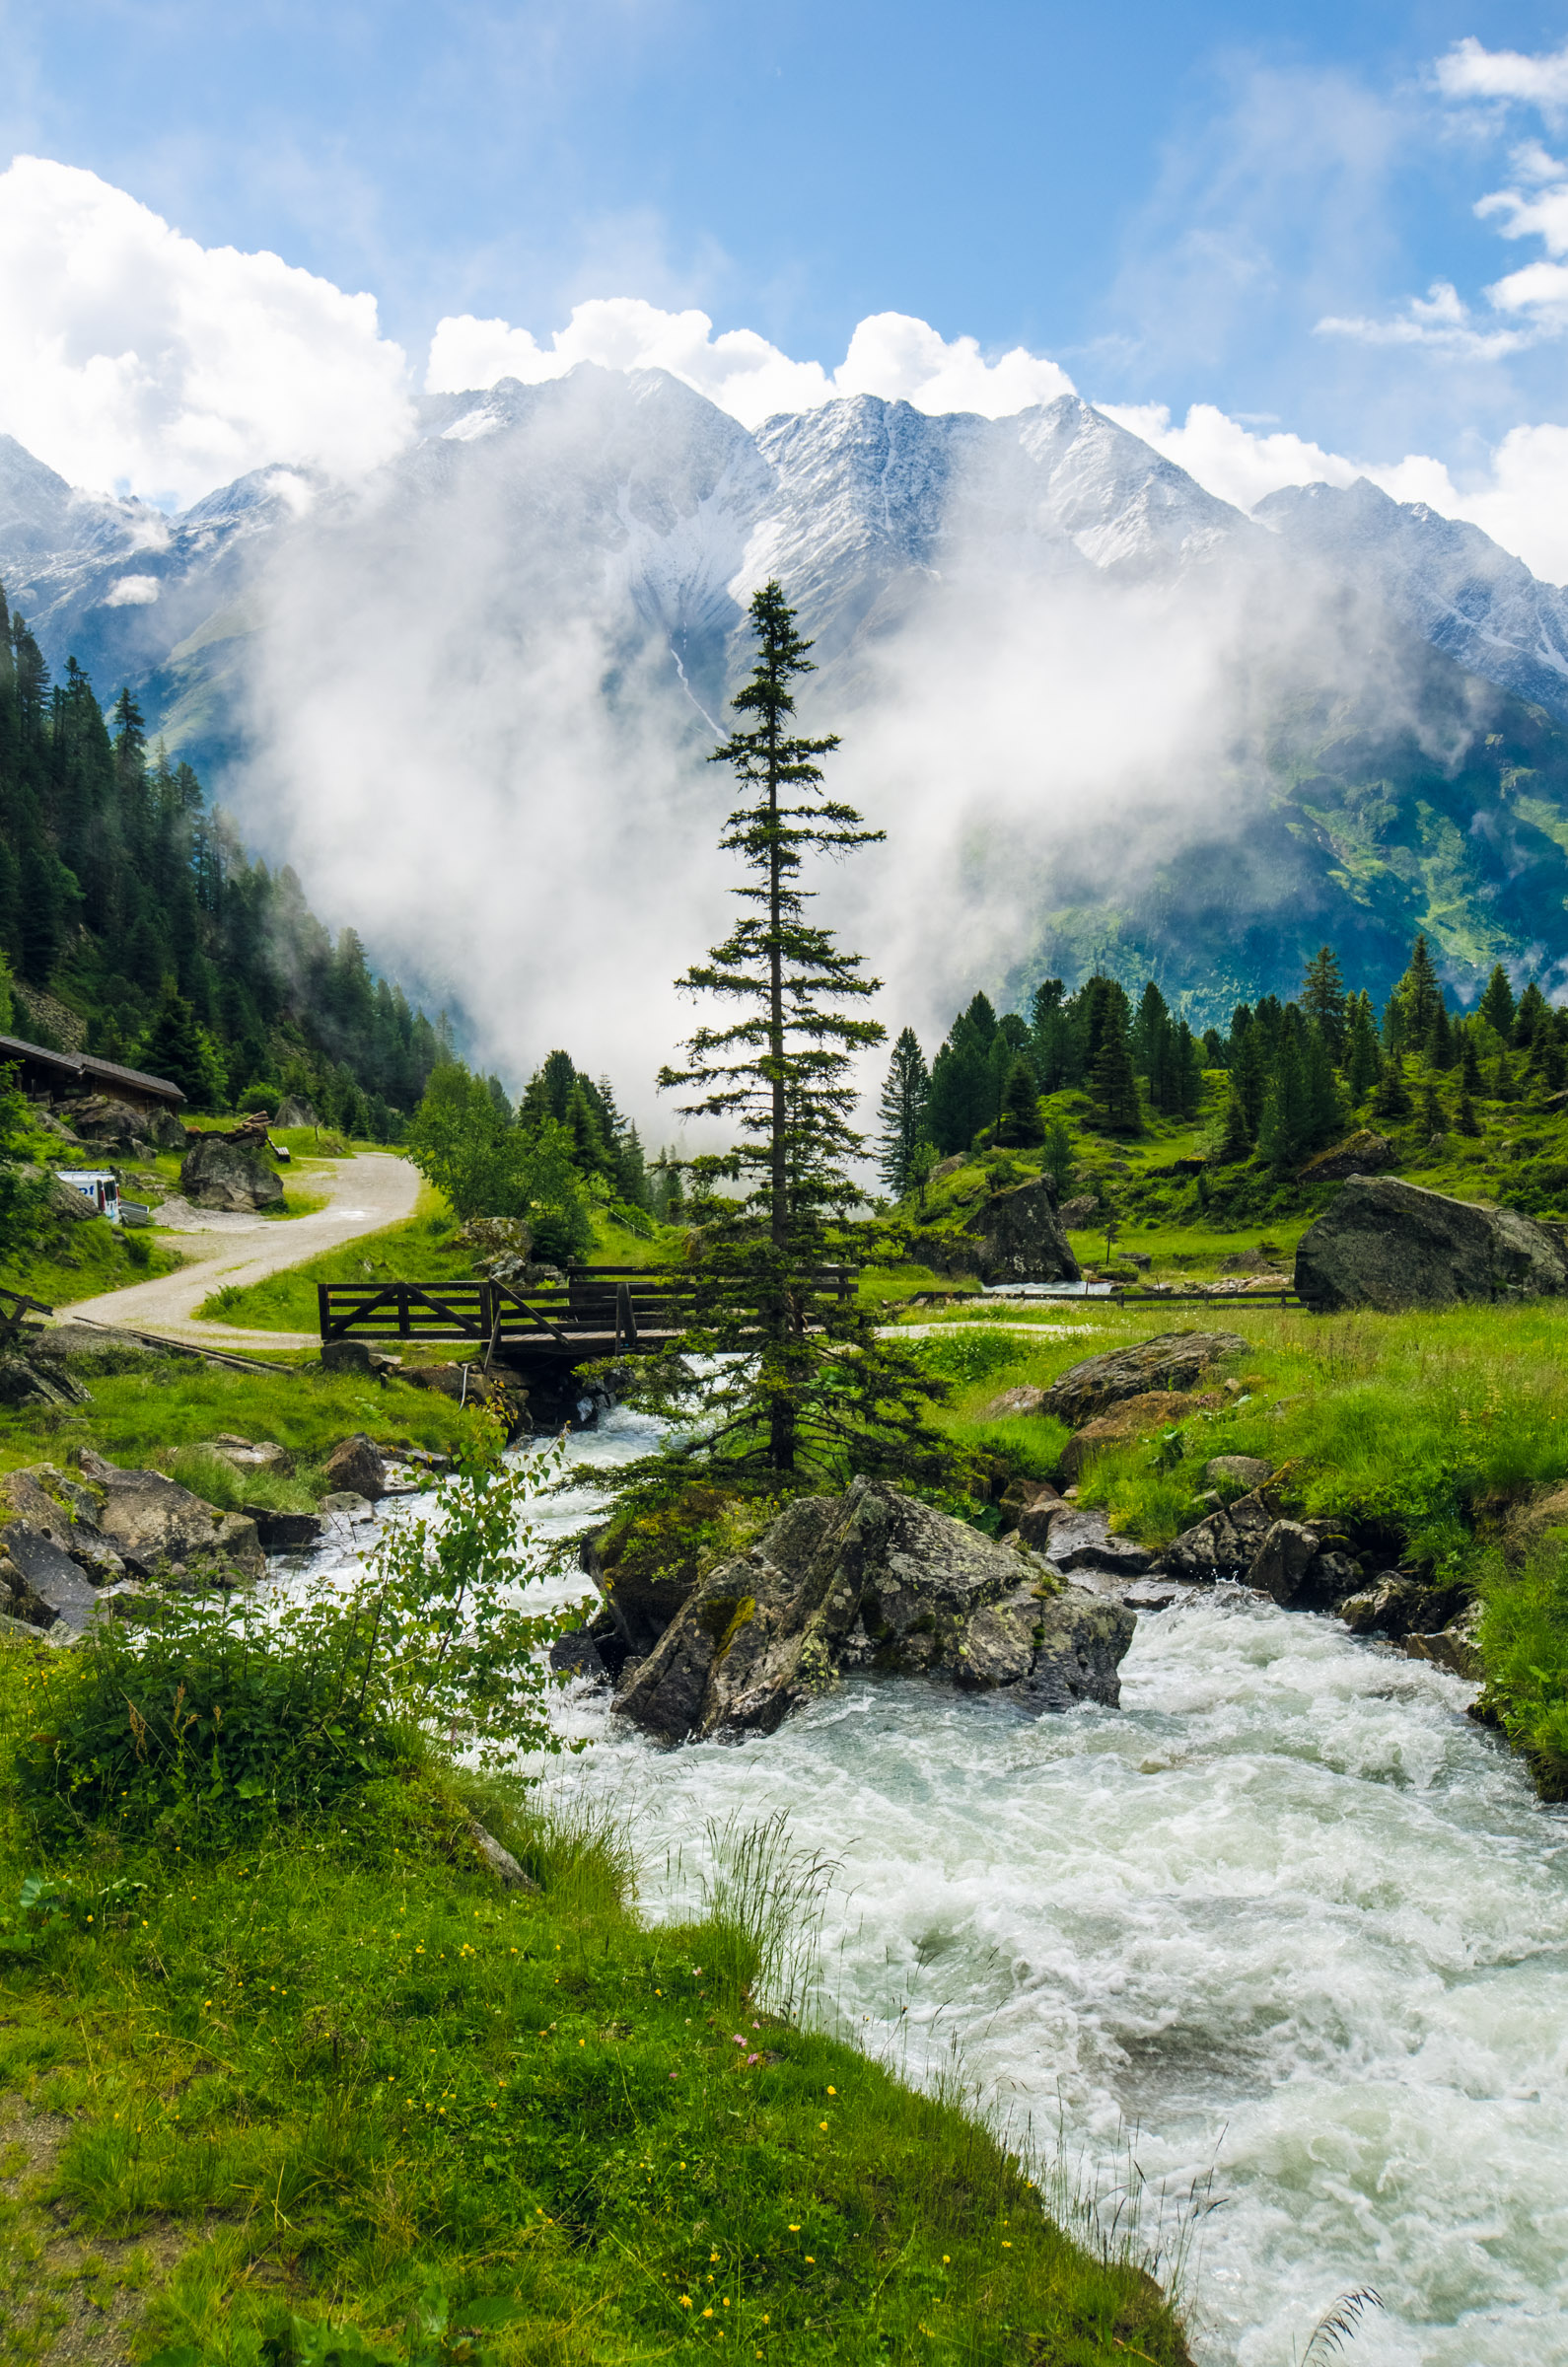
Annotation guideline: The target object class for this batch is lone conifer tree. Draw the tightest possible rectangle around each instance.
[630,582,956,1488]
[876,1027,932,1195]
[1091,998,1141,1133]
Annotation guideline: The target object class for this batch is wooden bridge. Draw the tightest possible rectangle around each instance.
[317,1265,858,1361]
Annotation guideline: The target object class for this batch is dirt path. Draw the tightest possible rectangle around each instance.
[59,1152,421,1351]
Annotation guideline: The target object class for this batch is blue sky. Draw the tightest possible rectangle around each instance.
[6,2,1568,569]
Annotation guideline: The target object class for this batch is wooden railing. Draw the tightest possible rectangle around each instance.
[317,1264,858,1355]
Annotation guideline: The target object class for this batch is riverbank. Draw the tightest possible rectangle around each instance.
[0,1638,1192,2366]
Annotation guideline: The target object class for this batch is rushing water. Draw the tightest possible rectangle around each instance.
[286,1408,1568,2366]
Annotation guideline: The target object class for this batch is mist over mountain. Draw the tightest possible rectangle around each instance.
[6,366,1568,1097]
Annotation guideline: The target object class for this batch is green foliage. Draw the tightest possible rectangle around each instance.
[876,1026,932,1195]
[15,1428,572,1847]
[1477,1537,1568,1797]
[407,1061,592,1251]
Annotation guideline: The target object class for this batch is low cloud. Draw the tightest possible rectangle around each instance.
[1436,37,1568,115]
[0,157,413,508]
[102,574,161,606]
[426,299,1075,429]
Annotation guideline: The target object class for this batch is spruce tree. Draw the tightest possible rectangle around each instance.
[1302,946,1347,1061]
[1513,979,1548,1049]
[1397,934,1444,1042]
[1174,1019,1204,1119]
[926,1018,990,1155]
[1216,1075,1252,1163]
[1372,1048,1413,1121]
[1258,1026,1308,1173]
[1029,978,1070,1090]
[645,581,953,1486]
[1478,964,1517,1040]
[876,1027,932,1195]
[1345,994,1382,1102]
[1457,1090,1481,1136]
[1420,1077,1445,1138]
[997,1054,1045,1146]
[141,978,208,1103]
[1460,1029,1483,1096]
[1233,1019,1269,1138]
[1133,980,1171,1104]
[1090,997,1141,1133]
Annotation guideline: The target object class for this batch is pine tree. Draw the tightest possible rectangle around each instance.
[1216,1075,1252,1163]
[1478,964,1517,1040]
[1345,994,1382,1102]
[1457,1090,1481,1136]
[876,1027,932,1195]
[1397,934,1444,1042]
[1258,1026,1309,1172]
[1460,1028,1483,1095]
[1420,1077,1445,1138]
[1029,977,1071,1090]
[996,1053,1044,1146]
[1425,1003,1457,1071]
[1173,1019,1204,1119]
[645,581,953,1486]
[1302,946,1347,1061]
[1372,1049,1413,1121]
[1513,979,1548,1049]
[1041,1115,1074,1191]
[140,978,208,1104]
[1233,1018,1270,1138]
[1091,1000,1141,1133]
[1493,1047,1521,1103]
[1133,980,1171,1104]
[1301,1022,1345,1151]
[926,1018,991,1155]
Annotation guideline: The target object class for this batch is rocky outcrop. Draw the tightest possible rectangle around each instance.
[1058,1388,1221,1480]
[1296,1130,1394,1185]
[321,1435,388,1498]
[911,1179,1079,1285]
[179,1133,285,1212]
[1057,1195,1099,1229]
[0,1455,263,1630]
[611,1477,1133,1744]
[1039,1332,1247,1428]
[76,1449,264,1580]
[275,1097,321,1127]
[1205,1454,1273,1490]
[1294,1175,1568,1311]
[1161,1484,1365,1607]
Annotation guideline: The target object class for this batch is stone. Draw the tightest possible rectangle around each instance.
[1015,1497,1065,1551]
[210,1436,294,1474]
[1295,1130,1394,1185]
[245,1507,324,1551]
[980,1385,1049,1420]
[1057,1195,1099,1229]
[275,1097,321,1127]
[1246,1520,1320,1607]
[1058,1389,1221,1482]
[1040,1506,1154,1578]
[0,1527,102,1631]
[1040,1332,1248,1428]
[28,1323,153,1374]
[321,1435,388,1499]
[1123,1575,1202,1611]
[1295,1175,1568,1312]
[954,1583,1135,1708]
[75,1449,264,1579]
[43,1174,100,1224]
[179,1133,285,1213]
[0,1467,124,1585]
[320,1339,373,1374]
[964,1179,1081,1286]
[611,1477,1131,1744]
[1164,1485,1283,1583]
[457,1217,533,1262]
[54,1095,152,1151]
[1400,1602,1483,1681]
[400,1362,528,1432]
[1206,1454,1273,1490]
[321,1492,374,1520]
[549,1629,609,1685]
[468,1821,538,1891]
[1339,1573,1440,1638]
[997,1476,1059,1531]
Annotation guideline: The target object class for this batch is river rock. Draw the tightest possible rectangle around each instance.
[322,1435,388,1499]
[1400,1601,1484,1681]
[1340,1573,1440,1638]
[1040,1505,1154,1578]
[1247,1519,1320,1607]
[75,1449,264,1579]
[1041,1332,1247,1428]
[1294,1175,1568,1311]
[611,1477,1133,1744]
[1206,1454,1273,1489]
[954,1583,1136,1708]
[981,1385,1050,1419]
[1164,1485,1283,1582]
[210,1434,294,1474]
[549,1628,609,1685]
[0,1528,101,1631]
[179,1134,285,1213]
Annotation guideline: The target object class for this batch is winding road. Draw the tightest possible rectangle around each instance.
[60,1152,421,1351]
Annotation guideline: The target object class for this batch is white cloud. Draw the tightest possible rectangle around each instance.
[0,156,413,507]
[1436,36,1568,113]
[1316,279,1531,358]
[426,299,1074,428]
[1098,397,1568,585]
[102,574,161,606]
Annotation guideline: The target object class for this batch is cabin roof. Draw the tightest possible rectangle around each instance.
[0,1034,186,1106]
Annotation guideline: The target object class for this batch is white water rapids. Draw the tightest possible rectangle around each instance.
[293,1408,1568,2365]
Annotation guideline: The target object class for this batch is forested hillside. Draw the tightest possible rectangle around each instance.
[0,574,441,1135]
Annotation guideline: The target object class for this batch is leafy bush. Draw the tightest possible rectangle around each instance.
[16,1426,578,1846]
[241,1081,284,1113]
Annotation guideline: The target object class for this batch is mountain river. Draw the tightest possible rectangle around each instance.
[293,1406,1568,2366]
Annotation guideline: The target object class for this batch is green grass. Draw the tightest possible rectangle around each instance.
[0,1355,476,1481]
[0,1677,1191,2365]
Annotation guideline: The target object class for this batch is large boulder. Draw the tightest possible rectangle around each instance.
[1039,1331,1247,1428]
[76,1450,264,1579]
[322,1435,388,1499]
[910,1178,1079,1285]
[1058,1388,1221,1481]
[611,1477,1134,1744]
[1296,1130,1394,1185]
[1294,1176,1568,1311]
[55,1095,149,1151]
[275,1096,320,1127]
[179,1134,284,1213]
